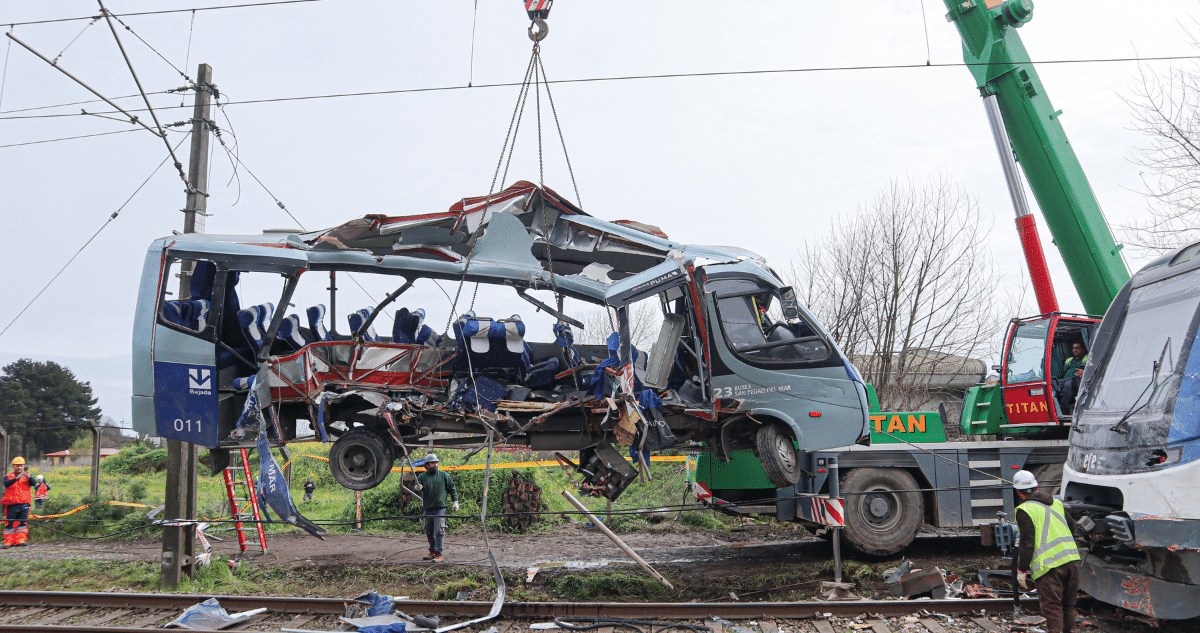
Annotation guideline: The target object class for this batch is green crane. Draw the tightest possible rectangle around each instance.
[946,0,1132,433]
[945,0,1129,313]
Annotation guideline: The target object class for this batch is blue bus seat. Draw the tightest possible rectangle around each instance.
[348,307,380,342]
[306,304,331,341]
[277,314,310,351]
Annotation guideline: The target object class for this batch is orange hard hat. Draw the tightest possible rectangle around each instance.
[11,457,25,466]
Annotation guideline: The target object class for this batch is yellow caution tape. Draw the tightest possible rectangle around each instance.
[31,500,152,520]
[289,453,687,473]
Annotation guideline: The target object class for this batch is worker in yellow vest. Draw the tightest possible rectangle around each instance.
[1013,470,1082,633]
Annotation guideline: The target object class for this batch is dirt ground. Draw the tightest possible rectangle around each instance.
[10,521,1003,601]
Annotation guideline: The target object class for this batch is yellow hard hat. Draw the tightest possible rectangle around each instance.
[11,457,24,466]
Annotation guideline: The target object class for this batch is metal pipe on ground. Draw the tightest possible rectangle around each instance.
[561,490,674,590]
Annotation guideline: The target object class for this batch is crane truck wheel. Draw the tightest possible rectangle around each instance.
[1030,463,1064,497]
[329,428,395,490]
[756,423,802,487]
[840,467,923,556]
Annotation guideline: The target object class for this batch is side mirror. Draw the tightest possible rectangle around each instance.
[779,287,800,320]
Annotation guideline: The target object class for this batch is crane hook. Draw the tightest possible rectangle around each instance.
[528,17,549,42]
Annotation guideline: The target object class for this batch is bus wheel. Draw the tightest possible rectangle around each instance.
[329,429,395,490]
[756,423,802,487]
[840,467,922,556]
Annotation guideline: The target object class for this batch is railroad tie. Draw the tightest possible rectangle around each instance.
[284,614,316,629]
[813,620,836,633]
[868,620,892,633]
[918,619,949,633]
[968,617,1001,633]
[0,607,48,623]
[39,607,89,625]
[760,620,779,633]
[707,618,724,633]
[83,608,133,627]
[128,610,172,628]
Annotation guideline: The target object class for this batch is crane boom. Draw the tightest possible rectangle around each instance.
[943,0,1129,314]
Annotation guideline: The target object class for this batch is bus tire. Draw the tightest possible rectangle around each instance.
[840,467,922,556]
[756,423,802,487]
[329,428,395,490]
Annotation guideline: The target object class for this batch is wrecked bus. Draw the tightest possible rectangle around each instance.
[131,182,870,499]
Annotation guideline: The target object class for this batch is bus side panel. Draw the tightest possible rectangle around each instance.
[132,243,167,436]
[152,325,219,447]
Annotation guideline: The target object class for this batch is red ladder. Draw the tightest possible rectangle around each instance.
[221,448,268,554]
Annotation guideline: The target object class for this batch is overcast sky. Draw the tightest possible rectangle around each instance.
[1,0,1196,427]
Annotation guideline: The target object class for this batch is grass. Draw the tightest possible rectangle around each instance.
[544,570,673,601]
[27,443,733,545]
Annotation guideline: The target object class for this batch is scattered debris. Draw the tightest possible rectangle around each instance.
[530,622,561,630]
[164,598,267,630]
[817,581,861,601]
[339,614,409,632]
[502,470,542,531]
[884,567,949,599]
[412,615,440,629]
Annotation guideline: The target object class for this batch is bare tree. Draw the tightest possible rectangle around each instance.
[573,302,663,351]
[791,176,1005,411]
[1123,57,1200,252]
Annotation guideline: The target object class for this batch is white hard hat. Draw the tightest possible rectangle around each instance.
[1013,470,1038,491]
[425,453,439,463]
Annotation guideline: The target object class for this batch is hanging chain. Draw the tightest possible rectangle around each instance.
[443,45,539,335]
[536,54,582,209]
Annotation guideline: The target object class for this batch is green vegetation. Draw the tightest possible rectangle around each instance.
[545,569,673,601]
[29,443,733,544]
[0,358,101,458]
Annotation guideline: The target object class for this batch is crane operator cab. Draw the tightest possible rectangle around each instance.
[1000,313,1100,430]
[131,181,871,500]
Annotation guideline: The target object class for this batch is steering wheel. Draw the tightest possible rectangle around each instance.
[763,322,789,338]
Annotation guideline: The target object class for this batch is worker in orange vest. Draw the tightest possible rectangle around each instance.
[33,475,50,512]
[2,457,36,547]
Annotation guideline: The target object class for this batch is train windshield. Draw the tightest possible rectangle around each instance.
[1089,267,1200,413]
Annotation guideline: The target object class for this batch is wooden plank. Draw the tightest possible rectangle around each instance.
[83,609,132,627]
[813,620,837,633]
[708,619,725,633]
[869,620,891,633]
[761,620,779,633]
[919,619,949,633]
[969,617,1001,633]
[492,621,518,633]
[39,608,88,625]
[284,614,316,629]
[128,611,171,628]
[0,607,48,623]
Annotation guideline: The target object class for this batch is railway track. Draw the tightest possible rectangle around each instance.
[0,590,1052,632]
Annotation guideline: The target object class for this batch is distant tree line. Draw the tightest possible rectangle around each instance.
[0,359,101,459]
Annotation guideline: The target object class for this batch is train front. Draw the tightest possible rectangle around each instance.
[1062,241,1200,620]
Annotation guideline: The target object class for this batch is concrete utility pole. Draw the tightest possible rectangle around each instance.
[0,424,8,472]
[161,63,213,589]
[89,421,101,495]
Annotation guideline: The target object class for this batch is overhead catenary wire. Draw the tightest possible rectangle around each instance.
[6,0,333,28]
[0,132,191,340]
[0,90,172,116]
[0,127,142,148]
[3,54,1199,123]
[0,27,11,113]
[97,2,191,187]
